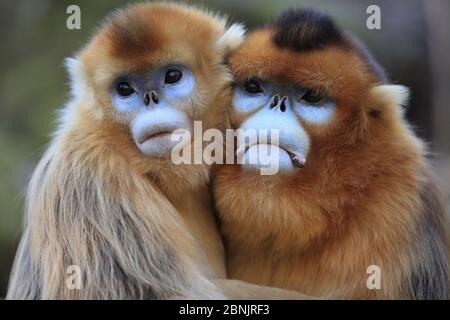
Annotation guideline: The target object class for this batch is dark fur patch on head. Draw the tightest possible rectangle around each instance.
[272,9,343,51]
[104,8,160,59]
[271,9,387,82]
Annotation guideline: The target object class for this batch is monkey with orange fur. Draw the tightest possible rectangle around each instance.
[213,9,450,299]
[7,3,309,300]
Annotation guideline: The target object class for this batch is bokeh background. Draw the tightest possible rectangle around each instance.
[1,0,449,297]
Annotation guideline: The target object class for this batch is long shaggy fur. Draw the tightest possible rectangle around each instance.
[8,112,221,299]
[214,9,450,299]
[7,2,239,300]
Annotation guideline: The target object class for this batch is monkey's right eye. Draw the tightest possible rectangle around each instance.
[244,80,264,94]
[164,69,183,84]
[116,82,135,96]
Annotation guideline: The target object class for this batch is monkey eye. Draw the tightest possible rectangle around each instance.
[164,69,183,84]
[244,79,264,94]
[300,89,326,105]
[116,82,135,97]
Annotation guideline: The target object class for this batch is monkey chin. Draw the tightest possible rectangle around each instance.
[239,143,305,174]
[137,133,178,158]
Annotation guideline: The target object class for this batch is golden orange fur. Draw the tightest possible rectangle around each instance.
[7,2,311,300]
[213,11,450,299]
[7,2,234,299]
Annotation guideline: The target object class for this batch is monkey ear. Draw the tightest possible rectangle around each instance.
[369,84,410,117]
[374,84,410,106]
[64,57,89,99]
[215,23,246,56]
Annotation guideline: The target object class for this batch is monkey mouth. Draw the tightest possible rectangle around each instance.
[137,131,172,144]
[284,149,306,168]
[131,106,192,158]
[237,142,306,169]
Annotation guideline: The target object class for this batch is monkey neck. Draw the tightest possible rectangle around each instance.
[180,188,225,278]
[161,180,226,278]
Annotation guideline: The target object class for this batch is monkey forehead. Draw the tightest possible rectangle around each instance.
[80,3,226,72]
[230,30,380,105]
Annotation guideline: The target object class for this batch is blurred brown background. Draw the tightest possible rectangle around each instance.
[0,0,449,297]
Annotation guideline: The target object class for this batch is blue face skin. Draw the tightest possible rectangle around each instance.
[111,65,195,114]
[232,79,336,172]
[233,79,335,125]
[110,65,196,157]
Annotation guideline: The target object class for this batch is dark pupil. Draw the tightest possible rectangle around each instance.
[116,82,134,96]
[165,70,183,84]
[244,80,263,94]
[302,90,323,104]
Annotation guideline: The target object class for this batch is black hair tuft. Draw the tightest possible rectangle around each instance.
[272,9,343,51]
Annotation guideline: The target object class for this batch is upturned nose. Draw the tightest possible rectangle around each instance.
[270,95,280,109]
[144,90,159,106]
[280,96,288,112]
[270,95,289,112]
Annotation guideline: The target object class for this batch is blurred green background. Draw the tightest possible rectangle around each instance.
[1,0,449,297]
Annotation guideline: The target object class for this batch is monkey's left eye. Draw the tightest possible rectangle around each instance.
[164,69,183,84]
[299,90,326,105]
[244,79,264,94]
[116,82,135,96]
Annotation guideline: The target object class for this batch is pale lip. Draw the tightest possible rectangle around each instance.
[131,107,192,157]
[137,130,172,145]
[236,142,306,168]
[133,125,181,158]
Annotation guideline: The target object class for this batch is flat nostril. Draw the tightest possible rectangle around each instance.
[151,90,159,104]
[144,92,151,106]
[280,96,287,112]
[270,95,280,109]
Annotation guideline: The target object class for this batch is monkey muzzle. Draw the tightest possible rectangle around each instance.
[233,91,310,173]
[131,107,192,158]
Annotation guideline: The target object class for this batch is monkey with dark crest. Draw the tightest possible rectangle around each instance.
[7,3,308,300]
[213,9,450,299]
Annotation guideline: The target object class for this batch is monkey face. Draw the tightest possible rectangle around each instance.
[68,3,244,163]
[232,74,342,173]
[233,79,339,172]
[227,11,386,175]
[111,65,195,157]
